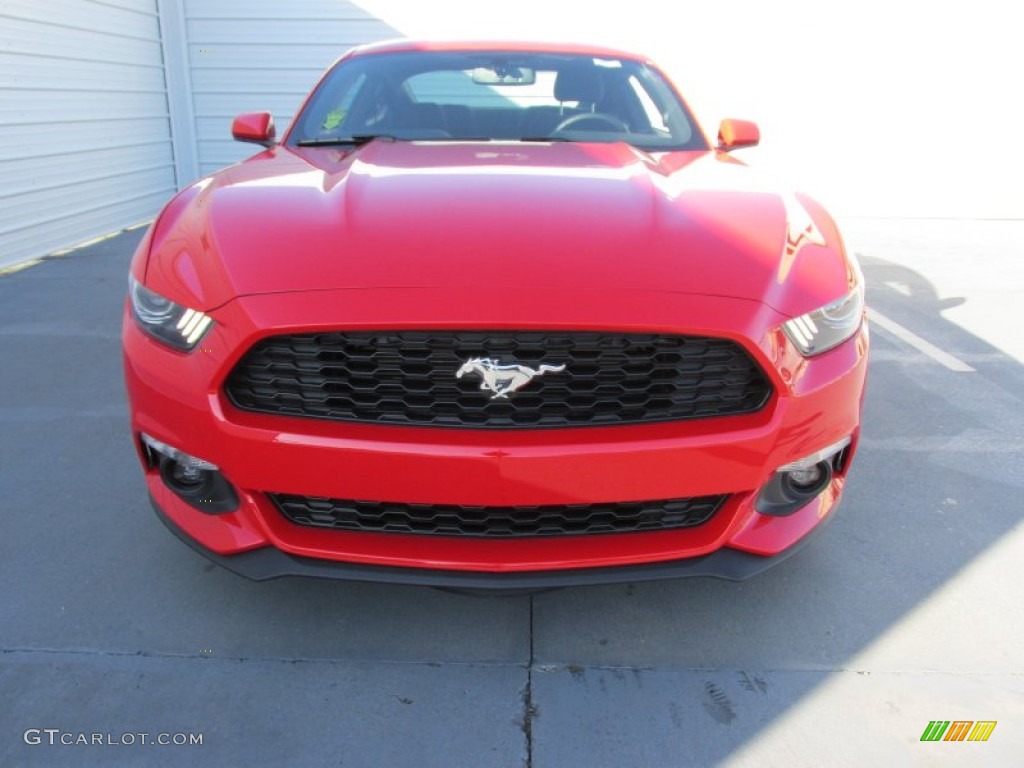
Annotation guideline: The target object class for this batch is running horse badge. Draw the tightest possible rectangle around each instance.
[456,358,566,400]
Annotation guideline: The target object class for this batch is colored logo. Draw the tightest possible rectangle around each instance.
[920,721,997,742]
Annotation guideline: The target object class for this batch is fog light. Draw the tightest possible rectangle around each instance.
[139,433,238,514]
[786,464,823,489]
[777,437,851,476]
[170,460,205,488]
[755,436,852,516]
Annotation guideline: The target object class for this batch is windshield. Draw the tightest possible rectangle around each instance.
[289,50,707,151]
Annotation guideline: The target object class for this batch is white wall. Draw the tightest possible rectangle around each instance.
[181,0,400,178]
[1,0,401,267]
[0,0,178,269]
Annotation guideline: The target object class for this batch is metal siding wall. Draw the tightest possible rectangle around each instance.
[183,0,400,176]
[0,0,177,268]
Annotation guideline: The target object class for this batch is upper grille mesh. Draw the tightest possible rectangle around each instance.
[225,331,772,429]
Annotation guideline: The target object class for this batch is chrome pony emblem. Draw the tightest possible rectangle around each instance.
[456,357,566,400]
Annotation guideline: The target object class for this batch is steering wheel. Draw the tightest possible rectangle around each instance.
[553,112,630,133]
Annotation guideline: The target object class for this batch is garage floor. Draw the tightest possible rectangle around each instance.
[1,220,1021,767]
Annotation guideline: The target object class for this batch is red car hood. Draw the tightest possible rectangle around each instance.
[145,141,849,315]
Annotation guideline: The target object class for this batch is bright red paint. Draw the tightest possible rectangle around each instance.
[123,41,868,584]
[717,118,761,150]
[230,111,275,147]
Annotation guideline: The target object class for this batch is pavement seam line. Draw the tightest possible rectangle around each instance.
[5,648,1021,678]
[524,596,535,768]
[0,647,526,669]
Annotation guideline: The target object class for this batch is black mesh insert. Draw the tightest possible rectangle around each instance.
[225,331,772,429]
[270,493,728,538]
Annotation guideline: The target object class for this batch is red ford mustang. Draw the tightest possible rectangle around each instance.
[122,40,868,589]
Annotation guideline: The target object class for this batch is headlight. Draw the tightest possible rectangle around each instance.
[129,276,213,351]
[783,284,864,356]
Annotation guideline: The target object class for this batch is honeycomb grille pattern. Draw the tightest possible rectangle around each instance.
[270,493,729,538]
[225,331,772,429]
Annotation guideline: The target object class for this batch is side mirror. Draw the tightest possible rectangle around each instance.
[717,118,759,151]
[232,112,276,147]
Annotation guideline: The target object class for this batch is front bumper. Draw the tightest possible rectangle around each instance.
[150,491,841,587]
[124,286,868,582]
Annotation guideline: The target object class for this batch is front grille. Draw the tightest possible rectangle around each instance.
[270,493,728,538]
[225,331,771,429]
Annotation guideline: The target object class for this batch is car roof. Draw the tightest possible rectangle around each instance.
[346,38,650,63]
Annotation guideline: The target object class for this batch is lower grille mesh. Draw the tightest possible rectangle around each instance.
[270,493,728,538]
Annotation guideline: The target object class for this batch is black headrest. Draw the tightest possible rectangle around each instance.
[554,65,604,104]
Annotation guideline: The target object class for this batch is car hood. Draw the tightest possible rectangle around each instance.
[145,141,850,315]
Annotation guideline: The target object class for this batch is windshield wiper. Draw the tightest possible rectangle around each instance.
[519,136,575,142]
[294,135,397,147]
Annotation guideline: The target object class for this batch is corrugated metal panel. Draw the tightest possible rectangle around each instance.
[182,0,400,177]
[0,0,176,269]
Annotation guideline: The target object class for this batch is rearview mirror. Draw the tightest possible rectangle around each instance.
[232,112,276,147]
[471,66,536,85]
[717,118,760,151]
